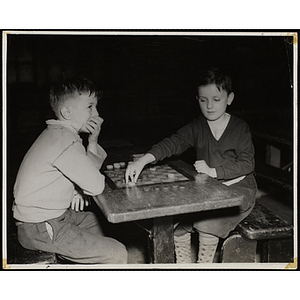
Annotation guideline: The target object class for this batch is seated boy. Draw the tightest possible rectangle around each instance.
[126,67,257,263]
[13,77,127,264]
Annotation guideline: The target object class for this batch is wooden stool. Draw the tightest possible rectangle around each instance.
[7,233,57,265]
[221,202,293,263]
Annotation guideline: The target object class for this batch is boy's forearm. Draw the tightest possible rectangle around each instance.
[86,142,107,170]
[141,153,156,165]
[87,141,98,156]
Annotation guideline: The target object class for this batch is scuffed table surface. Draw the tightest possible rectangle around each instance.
[94,160,244,223]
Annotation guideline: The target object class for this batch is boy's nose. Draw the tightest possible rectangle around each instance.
[207,100,213,109]
[93,108,99,117]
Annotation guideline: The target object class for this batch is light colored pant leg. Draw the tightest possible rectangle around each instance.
[17,209,128,264]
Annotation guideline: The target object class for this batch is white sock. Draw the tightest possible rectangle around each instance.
[197,232,219,263]
[174,232,192,264]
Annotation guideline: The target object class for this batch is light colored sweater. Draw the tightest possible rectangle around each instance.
[13,120,107,223]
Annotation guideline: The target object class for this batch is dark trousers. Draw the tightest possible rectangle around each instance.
[175,174,257,238]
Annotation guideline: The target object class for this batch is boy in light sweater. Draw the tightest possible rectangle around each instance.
[13,77,127,264]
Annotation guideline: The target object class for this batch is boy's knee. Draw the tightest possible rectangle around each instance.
[174,223,193,237]
[114,243,128,264]
[103,242,127,264]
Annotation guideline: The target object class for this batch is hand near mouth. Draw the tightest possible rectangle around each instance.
[86,116,104,144]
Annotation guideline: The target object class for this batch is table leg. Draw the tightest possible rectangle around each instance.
[148,216,175,264]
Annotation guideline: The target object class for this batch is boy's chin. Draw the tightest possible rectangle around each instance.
[79,126,90,134]
[204,115,217,121]
[204,114,223,122]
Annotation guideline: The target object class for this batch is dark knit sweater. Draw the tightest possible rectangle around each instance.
[148,114,255,181]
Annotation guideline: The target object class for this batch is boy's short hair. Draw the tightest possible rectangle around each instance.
[197,67,232,94]
[49,77,101,116]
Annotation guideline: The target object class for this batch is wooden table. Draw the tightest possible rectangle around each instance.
[94,160,244,263]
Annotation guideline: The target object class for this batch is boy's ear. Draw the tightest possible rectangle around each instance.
[227,92,234,105]
[60,106,72,120]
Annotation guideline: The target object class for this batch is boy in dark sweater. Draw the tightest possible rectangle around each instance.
[125,68,257,263]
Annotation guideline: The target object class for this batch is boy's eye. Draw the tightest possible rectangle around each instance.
[214,99,220,102]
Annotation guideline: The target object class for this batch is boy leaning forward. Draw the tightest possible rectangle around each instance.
[13,77,127,264]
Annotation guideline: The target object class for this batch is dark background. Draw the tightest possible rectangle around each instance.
[5,32,294,229]
[7,34,294,144]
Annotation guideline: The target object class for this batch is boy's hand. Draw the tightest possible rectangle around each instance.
[194,160,217,178]
[86,116,104,144]
[71,191,89,212]
[125,153,156,184]
[125,161,145,184]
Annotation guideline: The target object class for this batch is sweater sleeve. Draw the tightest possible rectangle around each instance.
[215,125,255,180]
[53,141,105,196]
[148,121,197,163]
[86,144,107,169]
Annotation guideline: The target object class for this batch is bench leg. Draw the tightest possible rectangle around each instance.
[148,216,175,264]
[262,238,294,263]
[221,232,257,263]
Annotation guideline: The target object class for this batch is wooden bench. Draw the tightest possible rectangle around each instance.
[220,202,294,263]
[6,233,57,266]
